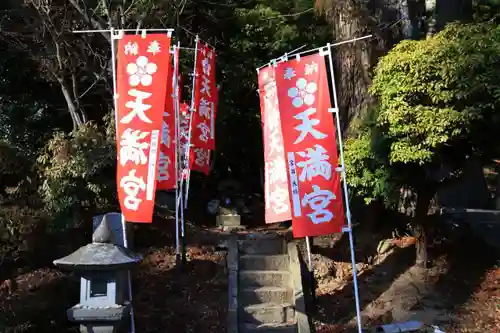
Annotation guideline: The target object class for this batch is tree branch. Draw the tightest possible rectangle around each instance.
[68,0,110,42]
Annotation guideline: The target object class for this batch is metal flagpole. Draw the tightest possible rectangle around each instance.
[110,28,136,333]
[325,44,363,333]
[172,44,182,267]
[73,28,174,34]
[178,40,189,264]
[256,34,372,71]
[183,35,200,209]
[120,214,136,333]
[305,236,313,270]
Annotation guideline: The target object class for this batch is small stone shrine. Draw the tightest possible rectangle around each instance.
[215,179,243,231]
[53,214,142,333]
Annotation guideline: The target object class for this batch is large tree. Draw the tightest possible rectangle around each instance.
[344,22,500,267]
[313,0,474,132]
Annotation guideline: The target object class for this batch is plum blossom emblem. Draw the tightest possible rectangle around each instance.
[288,78,317,108]
[127,56,157,87]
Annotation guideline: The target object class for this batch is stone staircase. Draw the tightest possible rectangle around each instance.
[226,233,310,333]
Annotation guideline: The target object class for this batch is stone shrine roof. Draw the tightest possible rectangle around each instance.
[53,214,142,271]
[53,243,142,271]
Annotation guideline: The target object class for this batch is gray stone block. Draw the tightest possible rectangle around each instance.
[240,255,289,271]
[240,303,295,325]
[240,323,297,333]
[240,287,293,306]
[217,214,241,227]
[238,238,285,255]
[240,270,290,288]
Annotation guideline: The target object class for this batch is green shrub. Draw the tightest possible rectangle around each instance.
[37,118,117,228]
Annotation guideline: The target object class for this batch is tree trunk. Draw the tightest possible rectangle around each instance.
[57,77,85,130]
[330,8,374,133]
[413,188,434,268]
[316,0,420,133]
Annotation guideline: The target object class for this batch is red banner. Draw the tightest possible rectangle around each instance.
[174,47,182,105]
[191,148,210,175]
[157,50,176,190]
[258,66,292,224]
[275,53,345,237]
[116,33,172,223]
[178,102,193,180]
[191,41,217,150]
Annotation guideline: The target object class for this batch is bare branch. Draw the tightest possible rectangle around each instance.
[67,0,110,42]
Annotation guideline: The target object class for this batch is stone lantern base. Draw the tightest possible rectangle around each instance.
[68,302,131,333]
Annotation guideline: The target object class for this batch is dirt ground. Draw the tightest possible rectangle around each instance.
[307,231,499,333]
[0,213,498,333]
[0,215,228,333]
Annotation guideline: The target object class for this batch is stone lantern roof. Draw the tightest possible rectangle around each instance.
[53,216,142,271]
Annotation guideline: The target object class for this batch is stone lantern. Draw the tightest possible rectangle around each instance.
[53,215,142,333]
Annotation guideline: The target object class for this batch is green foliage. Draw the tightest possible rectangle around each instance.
[345,22,500,205]
[37,118,117,225]
[372,22,500,163]
[0,205,47,265]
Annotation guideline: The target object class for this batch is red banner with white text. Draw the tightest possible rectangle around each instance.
[275,53,345,237]
[116,33,172,223]
[258,66,292,224]
[191,41,217,150]
[178,102,193,180]
[191,147,210,175]
[157,52,176,190]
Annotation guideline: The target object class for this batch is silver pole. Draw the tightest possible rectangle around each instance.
[326,44,362,333]
[73,28,174,34]
[183,35,200,208]
[256,35,372,70]
[173,45,181,262]
[111,28,136,333]
[305,236,313,271]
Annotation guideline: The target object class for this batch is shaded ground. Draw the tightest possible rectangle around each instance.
[0,213,229,333]
[1,200,499,333]
[306,230,499,333]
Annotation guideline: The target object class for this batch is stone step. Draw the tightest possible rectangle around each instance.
[238,238,286,255]
[240,287,293,306]
[240,303,295,325]
[240,270,290,288]
[240,255,290,271]
[241,323,296,333]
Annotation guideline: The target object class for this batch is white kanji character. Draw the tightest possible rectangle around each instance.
[302,185,335,224]
[296,144,331,181]
[119,128,150,166]
[124,42,138,56]
[270,187,290,214]
[147,41,161,55]
[201,57,211,76]
[305,61,318,75]
[266,102,281,132]
[197,122,210,142]
[157,152,171,181]
[268,128,283,155]
[121,89,153,124]
[268,156,287,184]
[207,50,213,59]
[262,70,269,80]
[264,80,277,100]
[194,148,210,167]
[120,169,146,211]
[161,113,171,148]
[199,98,211,119]
[294,108,327,144]
[200,76,211,97]
[284,67,296,80]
